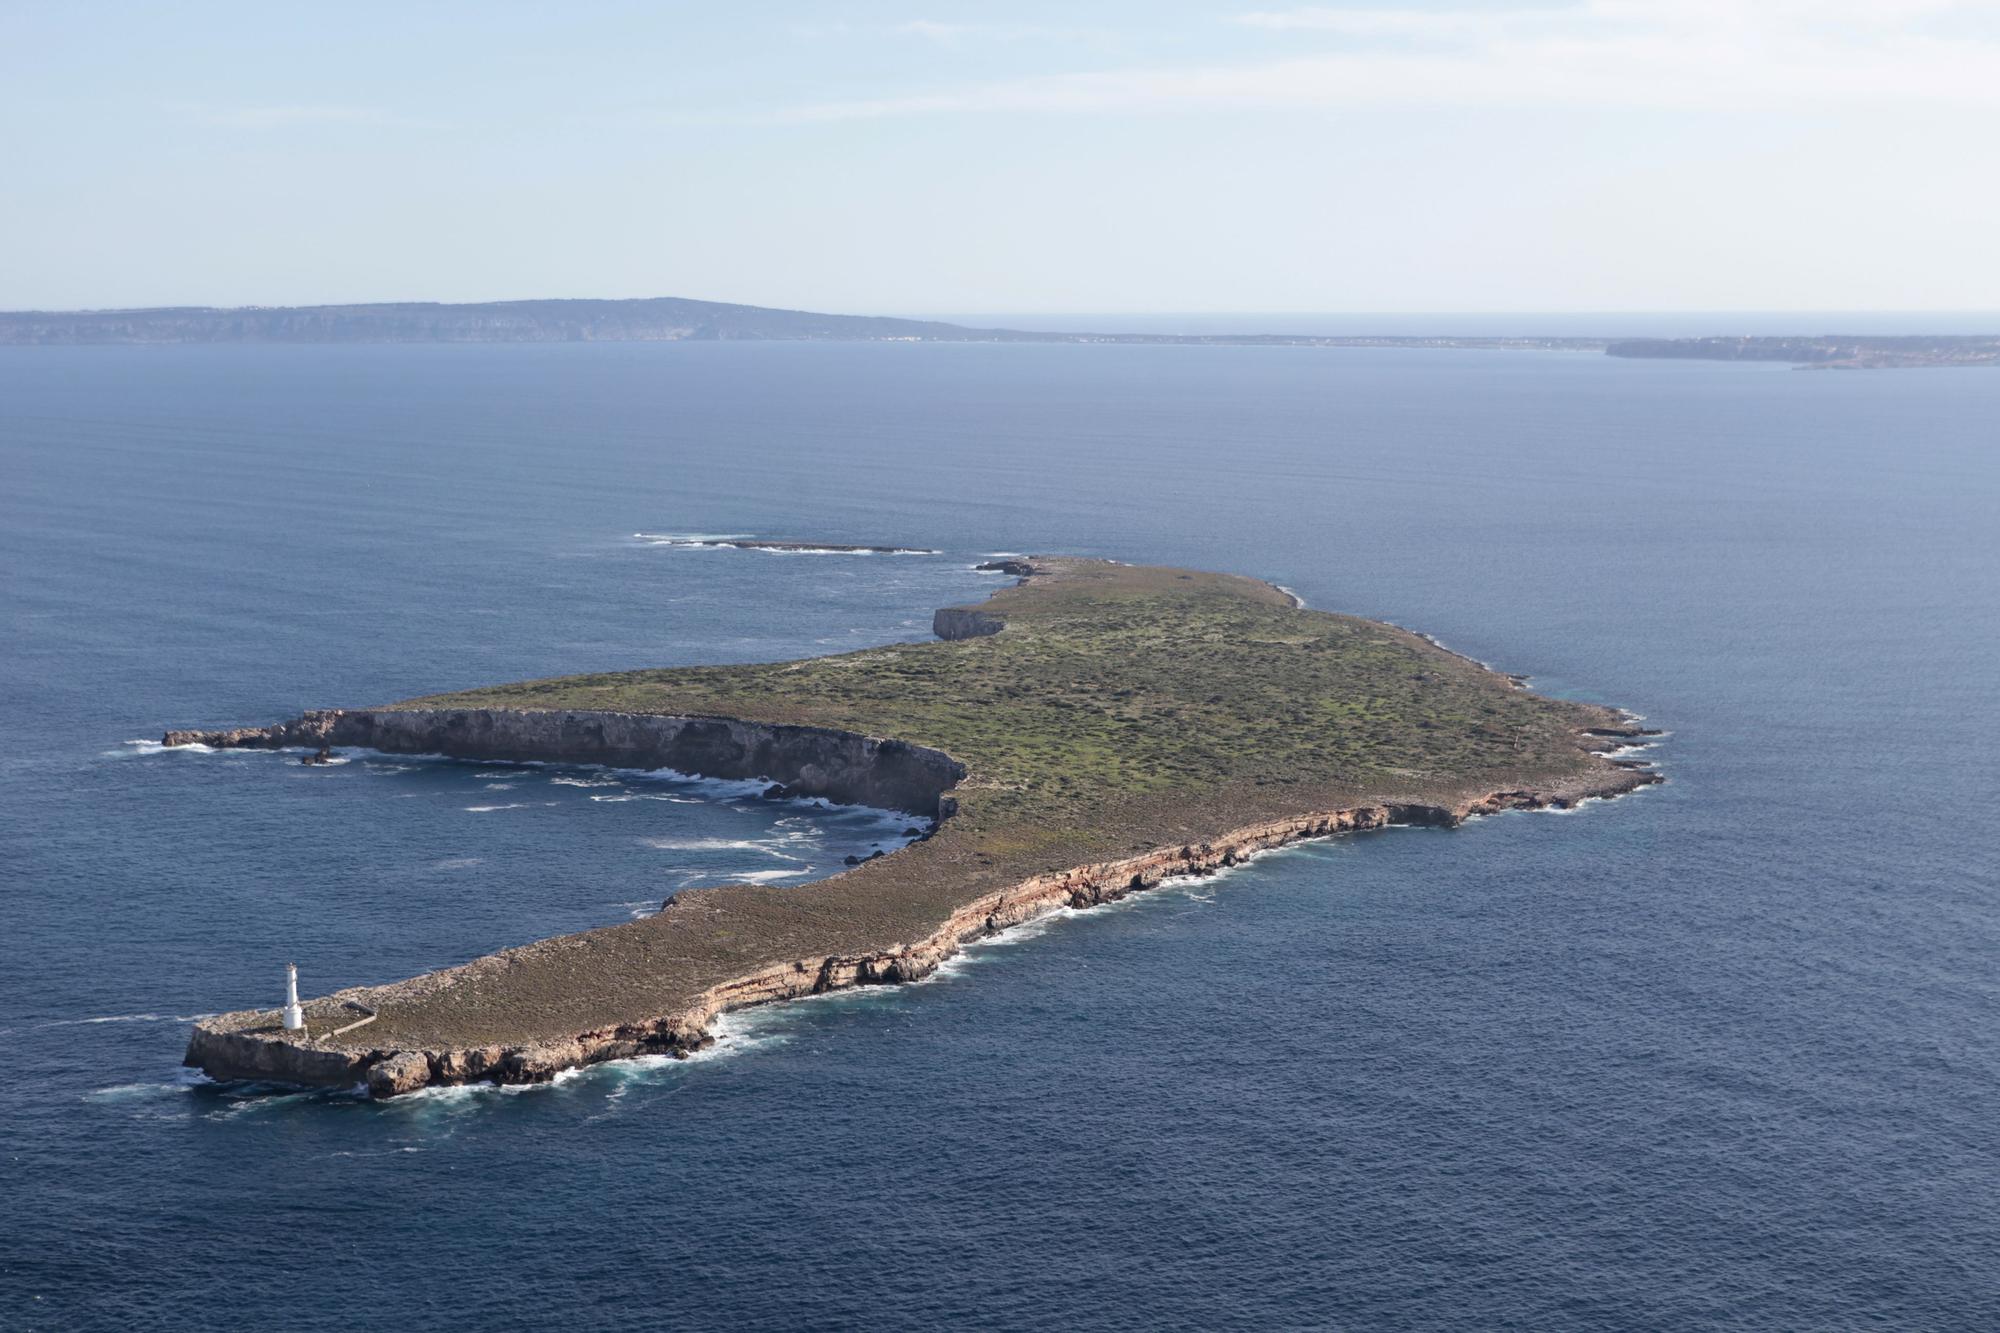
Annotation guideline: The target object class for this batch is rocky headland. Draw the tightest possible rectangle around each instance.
[172,557,1661,1098]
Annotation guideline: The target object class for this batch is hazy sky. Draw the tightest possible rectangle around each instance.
[5,1,1998,314]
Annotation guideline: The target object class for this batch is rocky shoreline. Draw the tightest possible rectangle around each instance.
[170,555,1663,1100]
[181,752,1657,1099]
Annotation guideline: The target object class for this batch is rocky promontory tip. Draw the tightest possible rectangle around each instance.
[174,556,1660,1098]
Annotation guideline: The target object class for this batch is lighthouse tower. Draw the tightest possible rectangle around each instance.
[283,963,304,1031]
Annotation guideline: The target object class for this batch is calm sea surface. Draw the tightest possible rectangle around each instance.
[2,343,1996,1331]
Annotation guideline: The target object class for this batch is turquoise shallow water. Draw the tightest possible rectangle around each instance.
[2,342,1996,1330]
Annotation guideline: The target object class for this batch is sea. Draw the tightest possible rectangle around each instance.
[2,339,1995,1331]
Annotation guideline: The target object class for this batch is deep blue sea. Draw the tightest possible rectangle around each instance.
[3,342,1996,1331]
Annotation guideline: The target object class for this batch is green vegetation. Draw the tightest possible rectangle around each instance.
[402,559,1616,861]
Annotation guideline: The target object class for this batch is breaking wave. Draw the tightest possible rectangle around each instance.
[640,836,804,860]
[632,532,938,556]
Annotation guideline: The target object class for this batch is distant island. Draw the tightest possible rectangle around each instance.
[5,296,1988,367]
[170,556,1660,1098]
[1604,335,2000,369]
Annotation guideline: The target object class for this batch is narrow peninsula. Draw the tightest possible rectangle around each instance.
[172,558,1660,1098]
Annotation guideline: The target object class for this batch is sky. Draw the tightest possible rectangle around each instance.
[3,0,1998,315]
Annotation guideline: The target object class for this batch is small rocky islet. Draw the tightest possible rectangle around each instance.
[171,557,1660,1098]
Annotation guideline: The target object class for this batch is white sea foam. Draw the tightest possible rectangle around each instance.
[596,763,888,810]
[388,1064,590,1109]
[932,842,1304,980]
[366,1011,792,1115]
[633,531,753,546]
[640,836,804,860]
[551,774,622,788]
[36,1011,208,1029]
[430,857,484,870]
[203,1087,356,1120]
[588,791,703,804]
[679,868,811,886]
[463,802,540,813]
[756,545,937,556]
[1540,798,1605,816]
[631,531,936,556]
[1542,783,1663,815]
[804,805,921,835]
[113,738,217,757]
[588,1012,795,1092]
[85,1068,208,1101]
[697,1007,795,1055]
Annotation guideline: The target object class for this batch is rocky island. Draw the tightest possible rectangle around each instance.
[171,558,1660,1098]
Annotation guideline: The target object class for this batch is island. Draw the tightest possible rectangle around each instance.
[170,558,1661,1098]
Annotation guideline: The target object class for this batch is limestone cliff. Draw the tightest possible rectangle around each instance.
[165,709,963,818]
[181,765,1656,1098]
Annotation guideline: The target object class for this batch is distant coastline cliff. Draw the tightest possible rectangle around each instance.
[0,296,1591,352]
[1604,335,2000,369]
[0,297,1991,366]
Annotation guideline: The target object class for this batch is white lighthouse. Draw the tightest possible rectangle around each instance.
[283,963,304,1031]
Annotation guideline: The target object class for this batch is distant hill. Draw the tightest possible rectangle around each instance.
[3,298,1990,365]
[0,296,1598,351]
[0,296,1037,346]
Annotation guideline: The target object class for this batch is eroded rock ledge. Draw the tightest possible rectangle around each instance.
[164,709,963,817]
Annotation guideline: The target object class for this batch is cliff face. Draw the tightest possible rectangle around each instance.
[164,708,964,818]
[931,607,1006,640]
[182,767,1657,1099]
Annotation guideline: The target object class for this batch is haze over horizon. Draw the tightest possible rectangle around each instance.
[6,1,1997,316]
